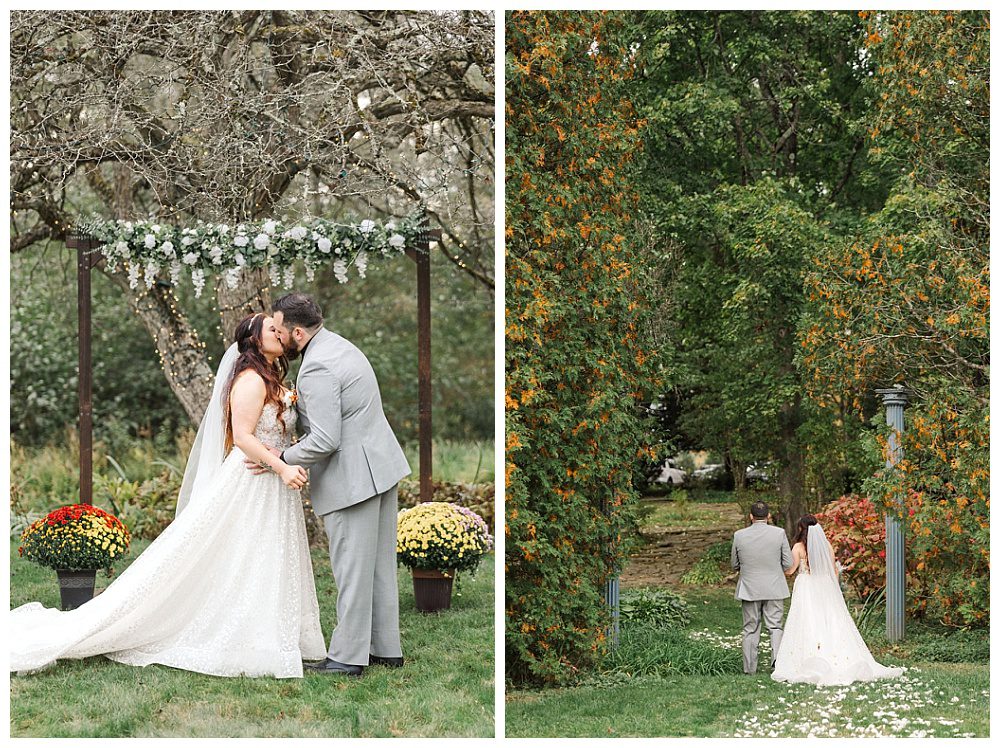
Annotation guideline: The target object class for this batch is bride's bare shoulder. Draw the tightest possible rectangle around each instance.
[230,369,266,397]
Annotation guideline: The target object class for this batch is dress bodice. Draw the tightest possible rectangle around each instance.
[254,395,296,449]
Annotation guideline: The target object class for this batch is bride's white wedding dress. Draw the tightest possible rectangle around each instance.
[10,397,327,678]
[772,524,904,686]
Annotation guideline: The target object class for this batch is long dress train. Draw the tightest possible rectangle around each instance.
[10,402,327,678]
[772,525,904,686]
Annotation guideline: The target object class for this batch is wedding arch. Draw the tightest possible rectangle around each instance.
[66,212,441,507]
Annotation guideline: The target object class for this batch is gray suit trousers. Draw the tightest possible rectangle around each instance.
[741,599,784,674]
[322,485,402,665]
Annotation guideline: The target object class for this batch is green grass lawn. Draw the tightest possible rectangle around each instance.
[637,498,740,532]
[10,539,495,738]
[505,587,988,738]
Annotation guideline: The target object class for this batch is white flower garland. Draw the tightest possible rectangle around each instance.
[78,212,427,298]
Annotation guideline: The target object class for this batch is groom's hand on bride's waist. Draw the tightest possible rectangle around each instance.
[244,446,284,475]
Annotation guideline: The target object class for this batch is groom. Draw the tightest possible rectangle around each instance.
[731,501,792,675]
[257,292,411,677]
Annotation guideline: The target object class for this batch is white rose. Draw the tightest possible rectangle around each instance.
[263,219,277,235]
[253,233,270,250]
[234,235,249,247]
[289,225,307,241]
[144,234,156,249]
[385,221,396,231]
[317,237,332,253]
[161,241,175,258]
[115,241,131,255]
[181,236,195,246]
[151,224,161,233]
[183,252,199,265]
[359,219,376,234]
[218,224,230,235]
[234,252,246,266]
[388,233,405,248]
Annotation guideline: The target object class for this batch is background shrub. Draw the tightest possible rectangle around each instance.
[619,588,690,629]
[680,541,731,586]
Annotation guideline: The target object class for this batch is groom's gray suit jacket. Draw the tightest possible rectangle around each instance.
[731,521,792,601]
[282,328,410,514]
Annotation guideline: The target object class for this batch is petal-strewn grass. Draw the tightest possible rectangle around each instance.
[505,588,988,738]
[11,539,494,738]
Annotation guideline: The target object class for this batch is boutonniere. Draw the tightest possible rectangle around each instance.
[283,388,298,406]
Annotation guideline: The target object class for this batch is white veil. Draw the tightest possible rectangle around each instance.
[175,343,239,516]
[807,524,839,583]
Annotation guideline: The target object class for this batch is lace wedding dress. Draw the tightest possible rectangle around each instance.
[772,524,904,686]
[10,399,327,678]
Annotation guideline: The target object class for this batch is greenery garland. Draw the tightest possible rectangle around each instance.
[77,211,427,297]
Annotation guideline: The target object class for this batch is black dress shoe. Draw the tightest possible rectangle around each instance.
[304,658,363,677]
[369,655,404,668]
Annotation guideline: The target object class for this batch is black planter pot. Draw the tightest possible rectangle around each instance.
[411,568,454,613]
[56,569,97,610]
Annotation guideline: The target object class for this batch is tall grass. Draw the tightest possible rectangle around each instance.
[403,439,494,484]
[601,626,742,678]
[12,436,494,523]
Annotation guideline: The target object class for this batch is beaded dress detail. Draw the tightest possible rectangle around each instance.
[10,398,327,678]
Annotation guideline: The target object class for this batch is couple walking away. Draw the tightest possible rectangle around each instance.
[10,293,409,679]
[732,501,904,686]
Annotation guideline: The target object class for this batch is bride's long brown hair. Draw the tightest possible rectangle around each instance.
[793,514,819,563]
[223,313,289,452]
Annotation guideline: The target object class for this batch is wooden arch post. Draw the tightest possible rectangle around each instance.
[408,225,442,502]
[67,224,441,507]
[65,234,103,505]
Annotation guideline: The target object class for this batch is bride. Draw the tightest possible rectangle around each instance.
[10,313,328,678]
[772,515,904,686]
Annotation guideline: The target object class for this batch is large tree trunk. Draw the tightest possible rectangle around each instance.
[776,396,807,537]
[104,267,215,424]
[725,450,751,520]
[215,269,273,345]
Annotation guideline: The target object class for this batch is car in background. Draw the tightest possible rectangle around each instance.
[693,463,725,481]
[654,459,687,486]
[746,461,775,486]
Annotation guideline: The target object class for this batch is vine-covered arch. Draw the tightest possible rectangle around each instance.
[67,214,441,508]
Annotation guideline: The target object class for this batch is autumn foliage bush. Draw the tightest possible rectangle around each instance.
[865,397,989,627]
[816,495,886,601]
[505,11,655,685]
[800,11,988,628]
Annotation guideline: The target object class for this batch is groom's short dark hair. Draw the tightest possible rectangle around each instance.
[750,501,769,519]
[273,293,324,330]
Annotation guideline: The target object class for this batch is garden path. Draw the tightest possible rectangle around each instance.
[622,499,742,587]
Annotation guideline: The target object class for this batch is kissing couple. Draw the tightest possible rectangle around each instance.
[11,292,410,679]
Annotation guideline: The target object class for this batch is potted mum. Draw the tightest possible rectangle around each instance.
[18,504,131,610]
[396,502,493,612]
